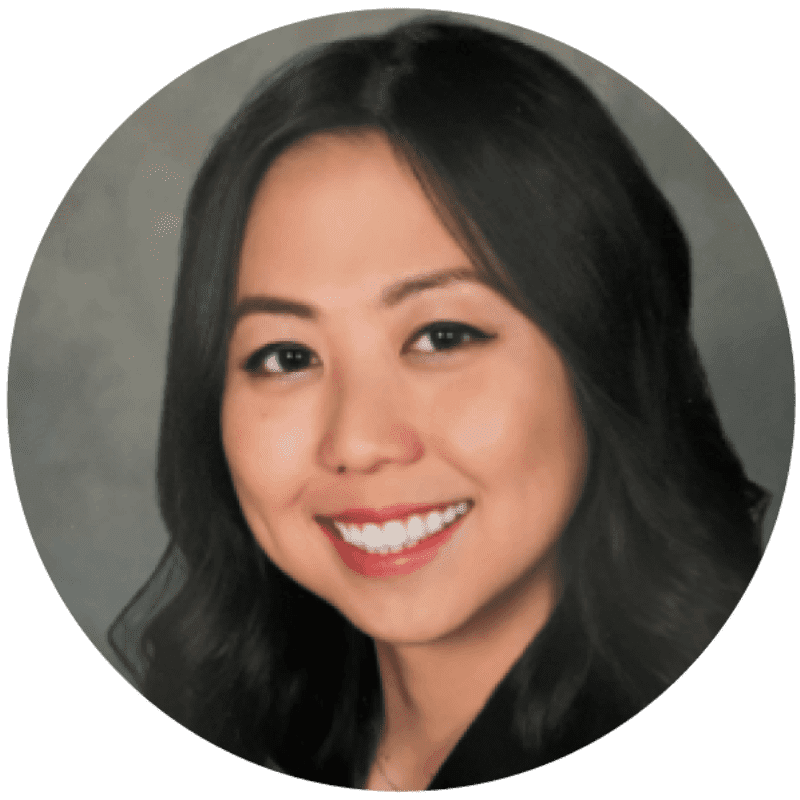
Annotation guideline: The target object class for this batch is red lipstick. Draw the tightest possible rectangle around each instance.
[317,500,472,578]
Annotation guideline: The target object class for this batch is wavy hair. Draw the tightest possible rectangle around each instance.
[110,19,766,787]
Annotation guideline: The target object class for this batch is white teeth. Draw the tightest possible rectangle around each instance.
[330,501,472,554]
[383,521,407,550]
[362,525,382,549]
[425,511,443,534]
[405,515,425,545]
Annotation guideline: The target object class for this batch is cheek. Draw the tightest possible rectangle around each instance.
[430,364,587,493]
[221,389,317,512]
[271,426,309,466]
[429,370,540,472]
[441,395,512,464]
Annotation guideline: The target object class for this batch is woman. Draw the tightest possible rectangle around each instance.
[110,19,766,790]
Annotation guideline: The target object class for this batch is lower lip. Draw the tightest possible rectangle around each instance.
[320,514,467,578]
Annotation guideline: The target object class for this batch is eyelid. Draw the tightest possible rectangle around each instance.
[242,341,319,378]
[403,319,494,356]
[242,320,496,379]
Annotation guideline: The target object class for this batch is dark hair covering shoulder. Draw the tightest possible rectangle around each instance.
[110,19,766,787]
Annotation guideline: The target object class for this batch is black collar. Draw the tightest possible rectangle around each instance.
[427,649,635,789]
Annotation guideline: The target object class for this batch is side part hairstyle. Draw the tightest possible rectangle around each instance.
[110,19,766,787]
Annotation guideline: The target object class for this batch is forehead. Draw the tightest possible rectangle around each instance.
[236,131,470,302]
[252,130,419,228]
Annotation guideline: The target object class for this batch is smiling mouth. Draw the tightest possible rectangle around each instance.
[317,499,473,555]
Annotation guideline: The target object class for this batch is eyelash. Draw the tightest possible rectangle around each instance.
[242,321,494,377]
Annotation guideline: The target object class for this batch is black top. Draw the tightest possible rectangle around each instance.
[266,593,640,789]
[426,645,635,789]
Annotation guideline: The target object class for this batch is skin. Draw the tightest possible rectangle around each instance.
[221,130,588,790]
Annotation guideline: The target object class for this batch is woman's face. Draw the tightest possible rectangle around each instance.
[221,131,588,644]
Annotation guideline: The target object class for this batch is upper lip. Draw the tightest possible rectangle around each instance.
[320,499,471,525]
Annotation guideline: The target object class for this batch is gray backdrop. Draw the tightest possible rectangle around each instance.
[8,9,794,678]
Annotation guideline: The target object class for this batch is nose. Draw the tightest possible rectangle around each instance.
[318,365,424,475]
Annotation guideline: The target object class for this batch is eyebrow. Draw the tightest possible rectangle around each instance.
[231,266,481,327]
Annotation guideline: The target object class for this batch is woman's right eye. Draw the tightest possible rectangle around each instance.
[243,343,320,376]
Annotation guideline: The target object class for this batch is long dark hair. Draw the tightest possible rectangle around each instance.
[110,19,766,787]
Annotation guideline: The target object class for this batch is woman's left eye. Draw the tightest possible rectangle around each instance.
[406,322,494,354]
